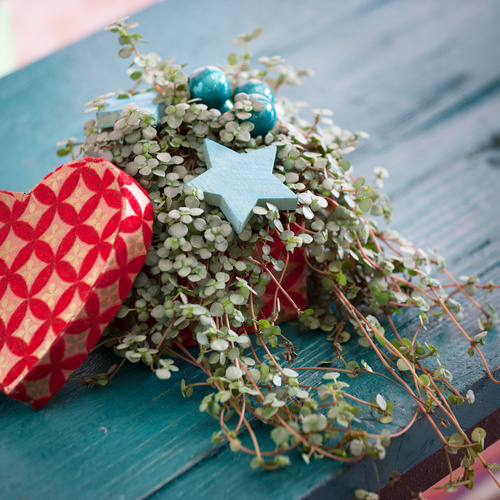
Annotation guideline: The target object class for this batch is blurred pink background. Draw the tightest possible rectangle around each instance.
[0,0,161,75]
[1,1,499,498]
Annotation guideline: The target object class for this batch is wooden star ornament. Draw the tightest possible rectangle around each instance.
[185,139,298,234]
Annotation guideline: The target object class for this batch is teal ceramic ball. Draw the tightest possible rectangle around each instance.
[245,94,277,137]
[188,66,231,109]
[219,99,234,113]
[234,79,275,103]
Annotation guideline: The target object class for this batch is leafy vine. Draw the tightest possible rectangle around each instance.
[60,18,500,498]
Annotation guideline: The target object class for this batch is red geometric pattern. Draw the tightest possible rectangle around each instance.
[0,158,153,409]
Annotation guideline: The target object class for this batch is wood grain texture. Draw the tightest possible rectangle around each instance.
[1,0,500,499]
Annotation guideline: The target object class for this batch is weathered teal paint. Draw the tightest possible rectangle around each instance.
[1,1,500,499]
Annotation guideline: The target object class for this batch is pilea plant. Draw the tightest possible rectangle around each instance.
[58,18,500,498]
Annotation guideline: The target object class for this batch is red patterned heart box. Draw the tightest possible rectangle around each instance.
[0,158,153,409]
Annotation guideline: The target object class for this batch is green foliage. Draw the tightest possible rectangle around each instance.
[60,17,500,493]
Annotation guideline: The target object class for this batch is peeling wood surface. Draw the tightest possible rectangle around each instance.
[1,1,500,499]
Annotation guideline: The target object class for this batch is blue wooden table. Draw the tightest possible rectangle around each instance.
[1,1,500,498]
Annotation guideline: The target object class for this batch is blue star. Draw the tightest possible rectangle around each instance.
[184,139,298,234]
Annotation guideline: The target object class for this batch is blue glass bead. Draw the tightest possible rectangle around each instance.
[219,99,234,113]
[188,66,231,109]
[234,79,275,103]
[245,94,277,137]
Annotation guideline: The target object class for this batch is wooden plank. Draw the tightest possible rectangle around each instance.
[380,408,500,499]
[0,314,498,499]
[0,0,500,499]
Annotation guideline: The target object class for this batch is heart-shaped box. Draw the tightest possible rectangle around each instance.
[0,158,153,408]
